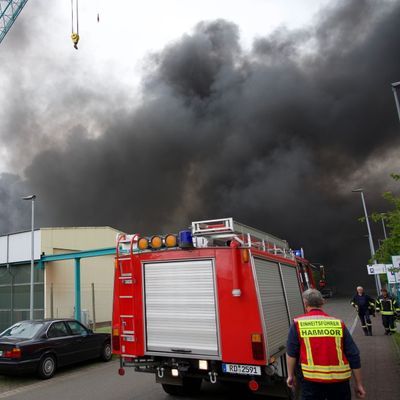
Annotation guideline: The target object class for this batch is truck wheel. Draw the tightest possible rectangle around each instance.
[37,354,56,379]
[161,384,185,396]
[182,378,202,395]
[162,378,202,396]
[100,342,112,361]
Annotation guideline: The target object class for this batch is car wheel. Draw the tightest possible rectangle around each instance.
[38,354,56,379]
[100,342,112,361]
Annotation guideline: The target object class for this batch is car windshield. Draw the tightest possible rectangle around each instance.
[0,322,44,339]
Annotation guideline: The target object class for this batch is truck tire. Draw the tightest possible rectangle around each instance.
[37,354,56,379]
[162,378,202,396]
[161,384,185,396]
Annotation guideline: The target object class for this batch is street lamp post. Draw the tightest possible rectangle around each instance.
[381,216,388,240]
[22,195,36,320]
[352,188,381,295]
[391,81,400,124]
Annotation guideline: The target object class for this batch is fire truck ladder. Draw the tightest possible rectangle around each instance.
[192,217,294,259]
[116,234,139,357]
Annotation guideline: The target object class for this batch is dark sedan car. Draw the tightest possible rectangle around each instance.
[0,319,111,379]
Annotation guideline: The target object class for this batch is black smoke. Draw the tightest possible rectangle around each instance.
[1,0,400,294]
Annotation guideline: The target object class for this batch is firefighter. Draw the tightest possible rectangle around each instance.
[350,286,375,336]
[375,288,400,335]
[286,289,366,400]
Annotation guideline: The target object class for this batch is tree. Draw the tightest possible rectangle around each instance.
[371,174,400,263]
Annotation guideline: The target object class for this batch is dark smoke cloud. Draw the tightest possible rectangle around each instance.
[1,0,400,293]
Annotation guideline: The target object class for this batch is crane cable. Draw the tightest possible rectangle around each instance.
[71,0,80,49]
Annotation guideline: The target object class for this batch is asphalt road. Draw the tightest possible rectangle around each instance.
[0,298,358,400]
[0,360,261,400]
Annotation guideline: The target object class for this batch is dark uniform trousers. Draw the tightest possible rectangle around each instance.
[358,309,372,331]
[301,379,351,400]
[382,314,396,333]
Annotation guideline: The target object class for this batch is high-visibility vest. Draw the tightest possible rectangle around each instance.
[294,310,352,383]
[375,296,399,316]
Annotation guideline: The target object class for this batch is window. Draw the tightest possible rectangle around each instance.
[0,286,11,309]
[0,267,12,285]
[47,322,69,338]
[0,265,44,332]
[67,321,88,336]
[0,321,44,339]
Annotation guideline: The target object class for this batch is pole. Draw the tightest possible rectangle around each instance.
[9,265,14,325]
[359,192,381,295]
[50,282,54,318]
[29,198,35,320]
[391,256,400,304]
[74,258,81,321]
[91,282,96,331]
[381,217,387,240]
[392,83,400,124]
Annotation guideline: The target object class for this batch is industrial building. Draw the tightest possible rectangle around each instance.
[0,227,121,332]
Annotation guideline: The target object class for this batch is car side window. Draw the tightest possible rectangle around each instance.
[47,322,69,338]
[67,321,88,336]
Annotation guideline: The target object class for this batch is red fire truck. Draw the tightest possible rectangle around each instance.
[112,218,315,398]
[296,256,327,293]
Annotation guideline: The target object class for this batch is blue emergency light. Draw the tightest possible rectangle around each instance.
[179,230,194,249]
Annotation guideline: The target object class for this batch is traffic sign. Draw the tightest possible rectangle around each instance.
[388,256,400,284]
[366,264,387,275]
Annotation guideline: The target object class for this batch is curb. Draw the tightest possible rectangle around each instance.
[392,322,400,362]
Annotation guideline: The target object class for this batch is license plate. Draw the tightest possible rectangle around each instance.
[222,363,261,376]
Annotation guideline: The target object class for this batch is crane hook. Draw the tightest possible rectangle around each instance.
[71,33,80,50]
[71,0,80,49]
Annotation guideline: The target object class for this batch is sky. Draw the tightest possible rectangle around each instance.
[0,0,331,172]
[0,0,399,294]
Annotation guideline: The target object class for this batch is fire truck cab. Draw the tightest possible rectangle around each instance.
[112,218,313,398]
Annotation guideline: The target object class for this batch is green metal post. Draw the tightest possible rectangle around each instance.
[74,258,81,321]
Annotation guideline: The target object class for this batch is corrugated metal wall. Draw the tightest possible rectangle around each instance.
[280,265,304,321]
[253,258,290,356]
[144,260,219,357]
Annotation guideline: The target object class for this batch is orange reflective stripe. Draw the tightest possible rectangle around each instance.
[301,363,351,372]
[302,370,352,381]
[335,337,345,367]
[303,337,314,366]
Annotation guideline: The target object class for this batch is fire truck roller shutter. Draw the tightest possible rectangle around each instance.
[144,260,220,357]
[253,259,290,357]
[279,264,305,321]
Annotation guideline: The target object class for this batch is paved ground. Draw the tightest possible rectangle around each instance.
[0,298,399,399]
[0,360,262,400]
[325,298,400,400]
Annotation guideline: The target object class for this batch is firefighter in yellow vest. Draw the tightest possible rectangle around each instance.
[286,289,366,399]
[375,288,400,335]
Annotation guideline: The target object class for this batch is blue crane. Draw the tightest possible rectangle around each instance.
[0,0,29,44]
